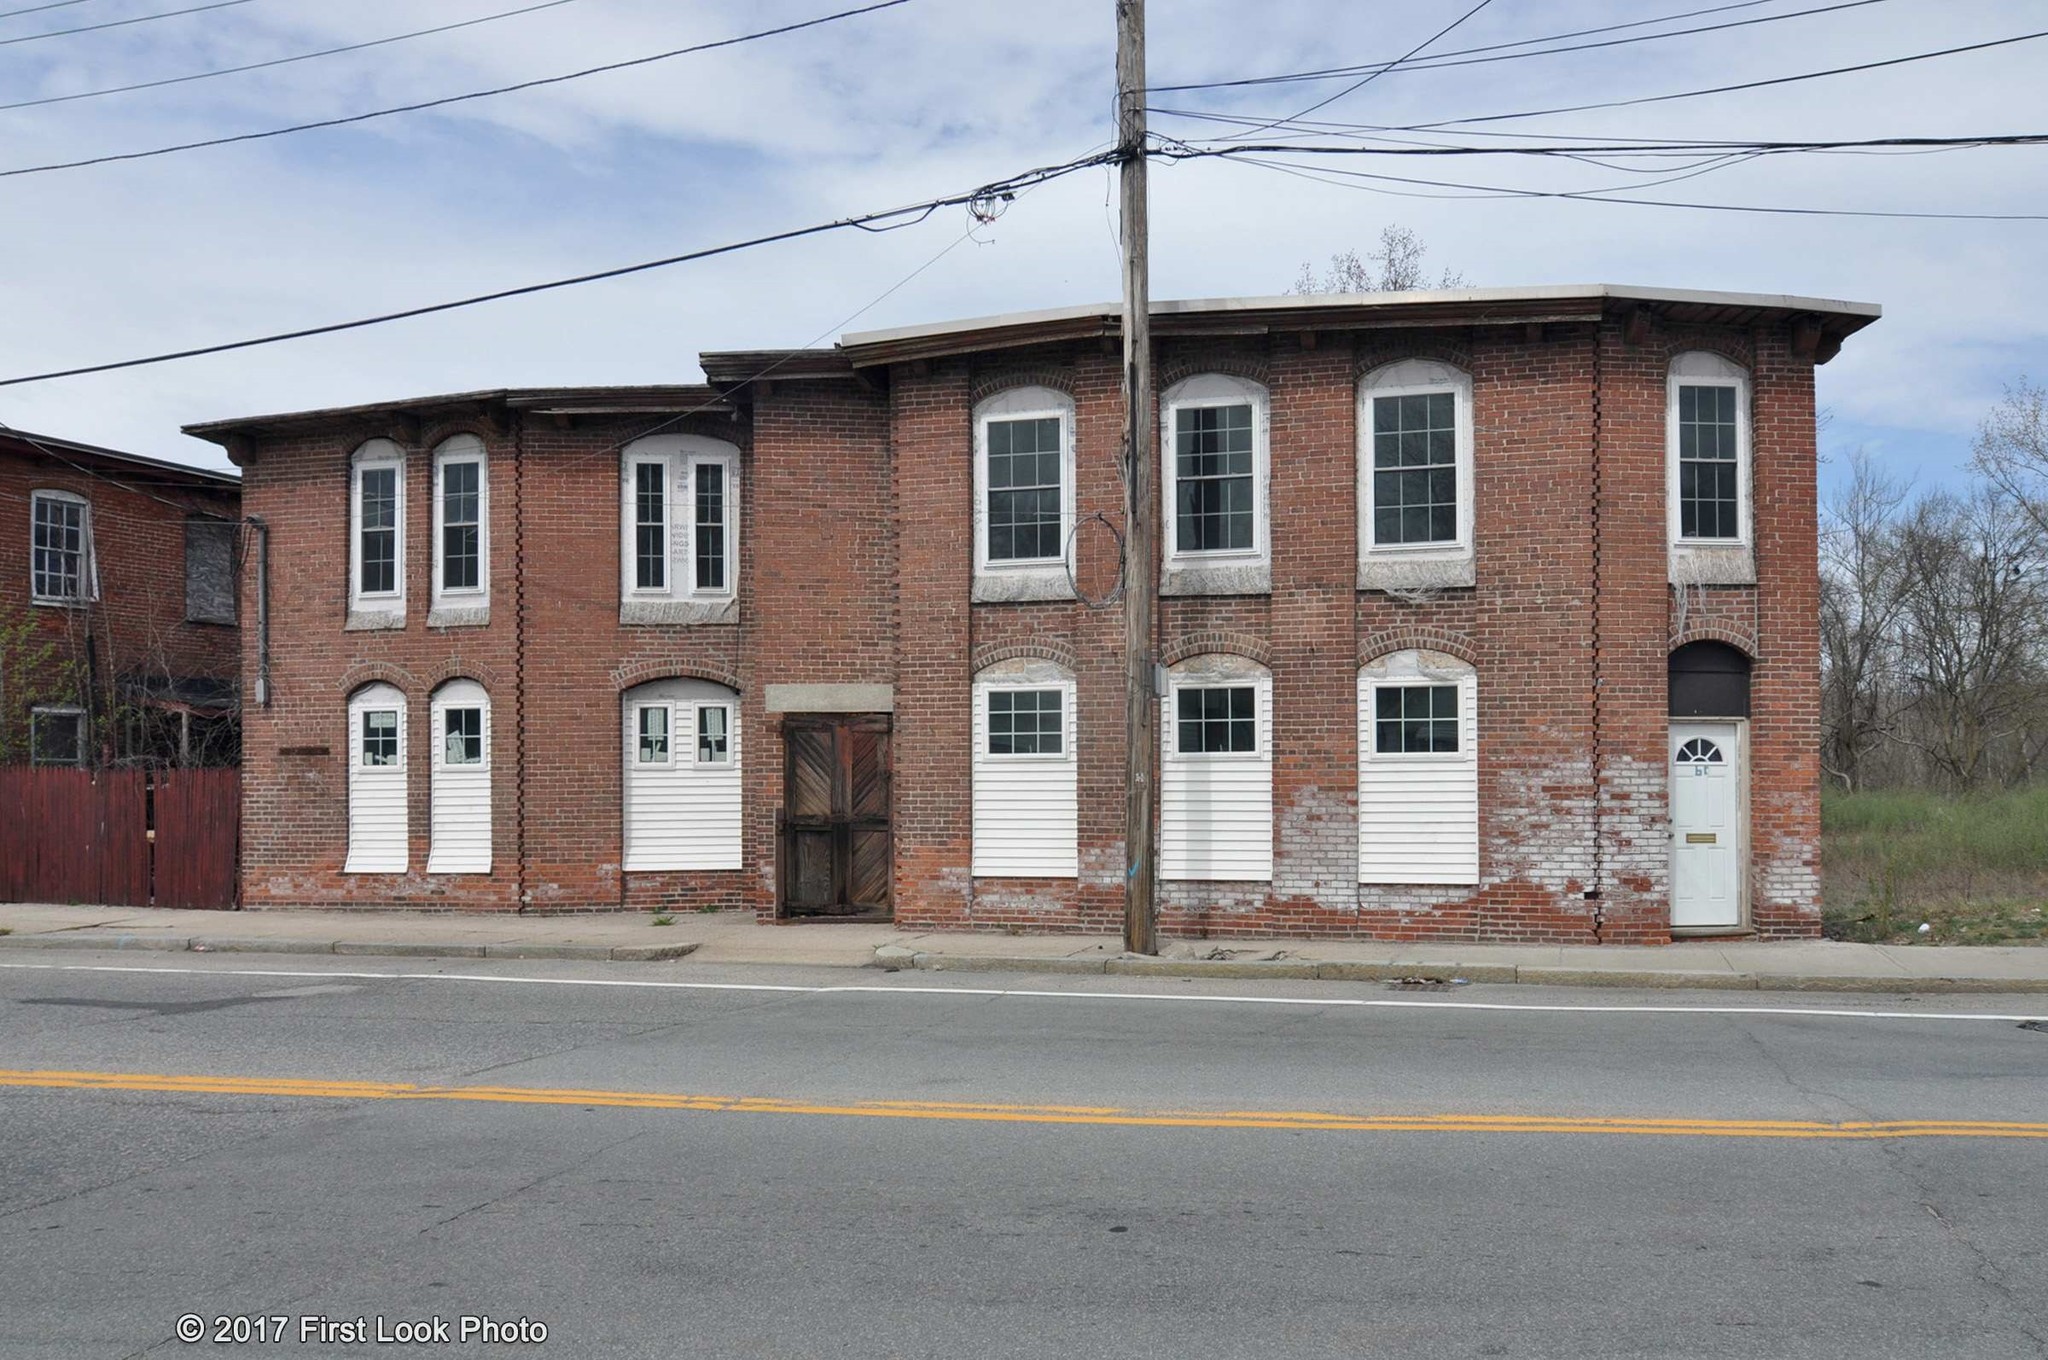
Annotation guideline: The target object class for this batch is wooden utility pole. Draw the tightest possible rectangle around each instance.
[1117,0,1157,956]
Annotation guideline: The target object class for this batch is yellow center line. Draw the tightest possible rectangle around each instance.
[2,1067,2044,1140]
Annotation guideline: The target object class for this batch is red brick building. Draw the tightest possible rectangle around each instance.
[0,429,240,768]
[187,286,1877,943]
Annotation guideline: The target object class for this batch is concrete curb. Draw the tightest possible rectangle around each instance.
[874,948,2048,995]
[0,935,701,964]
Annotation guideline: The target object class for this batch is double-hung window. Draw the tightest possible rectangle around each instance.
[361,708,401,766]
[634,703,673,765]
[1162,374,1269,591]
[431,437,487,616]
[30,490,94,604]
[350,440,406,622]
[695,704,732,765]
[442,706,484,765]
[1360,360,1474,583]
[973,386,1074,597]
[30,706,86,766]
[620,437,740,618]
[1667,352,1751,551]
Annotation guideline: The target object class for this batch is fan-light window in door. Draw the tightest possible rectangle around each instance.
[1676,738,1724,765]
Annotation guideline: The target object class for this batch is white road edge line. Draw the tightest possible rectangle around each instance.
[2,960,2044,1023]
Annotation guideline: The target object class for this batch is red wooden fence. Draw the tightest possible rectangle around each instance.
[0,767,238,908]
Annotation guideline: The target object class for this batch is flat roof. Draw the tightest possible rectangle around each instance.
[1,426,240,487]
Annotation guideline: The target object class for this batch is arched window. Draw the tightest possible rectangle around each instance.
[1668,352,1751,546]
[431,435,488,619]
[1162,374,1270,575]
[1669,640,1751,717]
[973,385,1076,599]
[971,658,1077,878]
[1359,649,1479,885]
[619,435,740,621]
[349,439,406,623]
[1359,359,1474,560]
[622,678,742,870]
[1161,653,1273,882]
[427,679,491,874]
[345,682,407,873]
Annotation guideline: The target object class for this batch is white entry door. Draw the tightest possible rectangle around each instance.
[1670,722,1743,928]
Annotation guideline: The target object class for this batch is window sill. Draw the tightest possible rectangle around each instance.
[1160,560,1271,598]
[30,596,94,609]
[427,605,491,629]
[345,609,406,632]
[1358,553,1475,592]
[621,598,739,626]
[1669,542,1756,586]
[971,570,1075,604]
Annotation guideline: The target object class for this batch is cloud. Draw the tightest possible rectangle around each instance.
[0,0,2041,481]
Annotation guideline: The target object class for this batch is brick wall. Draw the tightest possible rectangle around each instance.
[227,308,1824,941]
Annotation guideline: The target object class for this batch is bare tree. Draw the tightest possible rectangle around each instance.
[1819,451,1913,791]
[1289,224,1465,295]
[1973,377,2048,541]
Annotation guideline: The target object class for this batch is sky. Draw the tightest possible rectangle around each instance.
[0,0,2042,491]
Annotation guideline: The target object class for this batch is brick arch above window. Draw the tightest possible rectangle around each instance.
[425,658,504,692]
[337,660,419,695]
[610,656,743,692]
[1160,631,1270,669]
[1659,332,1753,371]
[1158,354,1269,391]
[970,638,1078,675]
[419,420,497,451]
[1354,335,1473,380]
[1669,620,1759,660]
[969,367,1075,405]
[1359,627,1481,668]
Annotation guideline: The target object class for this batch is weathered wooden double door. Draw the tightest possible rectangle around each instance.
[779,714,892,919]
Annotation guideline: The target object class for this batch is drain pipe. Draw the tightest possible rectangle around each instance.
[247,516,270,707]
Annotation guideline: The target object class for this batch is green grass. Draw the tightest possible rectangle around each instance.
[1822,787,2048,945]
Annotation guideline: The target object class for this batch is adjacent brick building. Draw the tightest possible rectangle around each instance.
[187,285,1877,943]
[0,428,240,768]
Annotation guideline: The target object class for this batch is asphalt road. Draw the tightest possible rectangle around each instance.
[1,954,2045,1360]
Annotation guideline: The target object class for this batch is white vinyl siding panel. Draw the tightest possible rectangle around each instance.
[1359,672,1479,885]
[623,681,742,871]
[1161,675,1273,882]
[345,684,407,874]
[971,681,1078,878]
[427,681,491,874]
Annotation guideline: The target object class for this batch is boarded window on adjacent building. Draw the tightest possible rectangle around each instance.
[185,518,237,624]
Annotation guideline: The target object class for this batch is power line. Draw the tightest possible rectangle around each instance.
[0,0,103,21]
[1203,146,2048,221]
[1220,0,1497,142]
[1393,27,2048,132]
[0,149,1117,389]
[0,0,587,113]
[0,0,911,180]
[0,0,253,47]
[1151,0,1886,95]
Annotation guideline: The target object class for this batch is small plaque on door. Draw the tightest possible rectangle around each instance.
[1685,832,1718,844]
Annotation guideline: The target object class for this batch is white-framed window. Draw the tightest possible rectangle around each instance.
[29,705,86,766]
[1360,360,1474,559]
[1668,351,1752,546]
[30,489,95,604]
[973,386,1076,594]
[633,702,675,767]
[694,702,733,765]
[622,679,742,870]
[619,435,740,611]
[972,665,1078,878]
[1359,651,1478,886]
[427,678,491,875]
[349,439,406,619]
[431,435,488,612]
[1161,656,1273,882]
[345,682,408,874]
[1163,374,1270,571]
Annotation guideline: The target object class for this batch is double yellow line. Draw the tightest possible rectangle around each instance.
[3,1067,2044,1140]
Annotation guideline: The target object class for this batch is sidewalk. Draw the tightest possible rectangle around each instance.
[3,903,2046,993]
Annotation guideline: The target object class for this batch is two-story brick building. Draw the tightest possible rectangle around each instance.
[1,428,240,768]
[187,285,1877,943]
